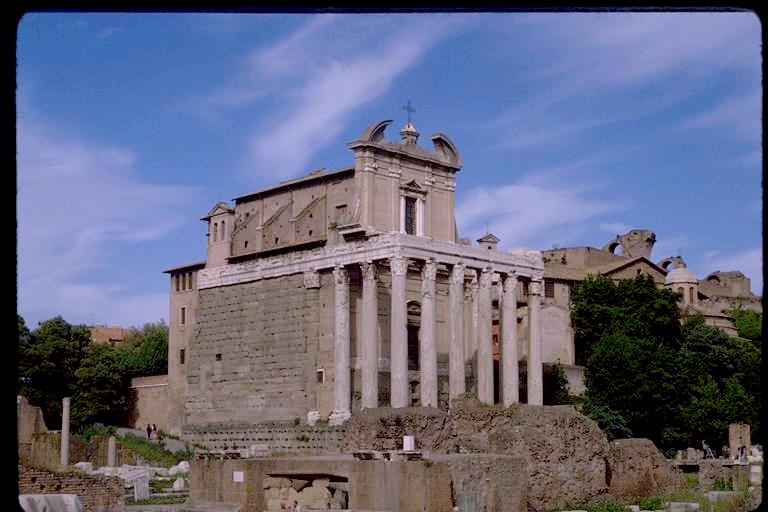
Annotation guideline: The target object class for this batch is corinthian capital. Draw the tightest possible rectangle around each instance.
[422,259,437,282]
[479,268,494,289]
[390,256,408,276]
[360,261,377,282]
[333,265,349,286]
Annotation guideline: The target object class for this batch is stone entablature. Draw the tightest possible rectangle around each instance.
[197,232,542,290]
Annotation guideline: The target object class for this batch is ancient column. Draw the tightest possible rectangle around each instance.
[390,256,409,408]
[527,277,543,406]
[107,436,117,467]
[501,273,519,406]
[360,261,379,409]
[466,270,479,394]
[329,265,351,425]
[477,268,494,404]
[60,397,71,467]
[448,263,466,401]
[420,259,438,407]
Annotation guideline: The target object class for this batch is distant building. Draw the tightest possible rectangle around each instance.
[88,325,125,345]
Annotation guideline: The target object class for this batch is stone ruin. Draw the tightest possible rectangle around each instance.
[342,395,686,511]
[262,476,347,511]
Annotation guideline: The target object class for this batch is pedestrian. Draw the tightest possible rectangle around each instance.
[146,424,152,440]
[151,424,158,440]
[292,500,303,512]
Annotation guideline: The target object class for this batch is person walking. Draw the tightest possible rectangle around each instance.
[151,424,158,440]
[146,424,152,440]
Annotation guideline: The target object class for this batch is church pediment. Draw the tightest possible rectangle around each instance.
[399,179,426,193]
[200,202,234,220]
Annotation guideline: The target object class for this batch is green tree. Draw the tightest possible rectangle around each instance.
[728,307,761,345]
[18,316,92,429]
[72,343,131,427]
[121,321,168,377]
[571,275,680,365]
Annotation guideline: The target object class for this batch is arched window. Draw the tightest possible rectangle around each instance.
[221,220,226,239]
[213,222,218,242]
[689,287,695,304]
[677,287,685,301]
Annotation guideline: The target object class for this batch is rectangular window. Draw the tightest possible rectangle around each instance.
[180,306,186,325]
[316,369,325,384]
[404,197,417,235]
[179,349,186,365]
[335,204,347,222]
[522,280,529,296]
[189,272,194,290]
[544,280,555,298]
[175,275,180,292]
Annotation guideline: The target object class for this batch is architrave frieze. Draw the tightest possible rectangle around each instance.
[197,232,543,290]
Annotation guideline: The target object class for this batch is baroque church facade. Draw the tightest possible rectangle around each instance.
[164,120,551,436]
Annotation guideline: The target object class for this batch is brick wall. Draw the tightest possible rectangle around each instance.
[19,466,124,512]
[182,421,345,454]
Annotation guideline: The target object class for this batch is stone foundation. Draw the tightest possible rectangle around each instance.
[18,465,124,512]
[183,421,345,454]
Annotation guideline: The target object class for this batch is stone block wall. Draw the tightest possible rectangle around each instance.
[19,465,124,512]
[699,460,751,492]
[606,438,686,499]
[182,421,345,454]
[186,274,320,424]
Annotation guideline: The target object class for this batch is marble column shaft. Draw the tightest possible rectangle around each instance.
[448,263,466,401]
[527,278,543,406]
[61,397,71,466]
[420,259,438,408]
[360,261,379,409]
[330,265,351,423]
[390,256,409,408]
[477,268,494,404]
[501,274,519,406]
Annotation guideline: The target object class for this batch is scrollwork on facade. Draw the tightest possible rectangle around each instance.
[303,269,321,289]
[422,259,438,282]
[444,178,456,191]
[388,164,402,177]
[390,256,408,276]
[503,272,518,294]
[425,174,436,185]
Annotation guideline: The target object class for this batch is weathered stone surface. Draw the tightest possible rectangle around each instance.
[173,477,186,490]
[19,494,83,512]
[341,405,449,452]
[698,460,749,492]
[606,438,686,499]
[311,478,330,488]
[443,454,527,512]
[74,462,93,474]
[298,485,331,509]
[343,395,609,512]
[264,477,293,489]
[330,488,348,510]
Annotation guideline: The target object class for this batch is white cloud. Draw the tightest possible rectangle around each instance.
[681,88,762,142]
[186,14,463,181]
[456,179,626,250]
[700,247,763,295]
[599,222,631,235]
[17,110,199,327]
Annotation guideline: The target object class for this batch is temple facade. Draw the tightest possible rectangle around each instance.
[163,119,547,436]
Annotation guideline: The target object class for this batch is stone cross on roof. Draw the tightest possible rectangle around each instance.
[403,100,415,124]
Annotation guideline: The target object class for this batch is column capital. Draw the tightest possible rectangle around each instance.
[304,269,321,289]
[422,258,438,282]
[333,265,349,286]
[503,273,518,293]
[450,262,466,284]
[479,267,494,289]
[529,277,542,296]
[390,256,409,276]
[360,261,378,282]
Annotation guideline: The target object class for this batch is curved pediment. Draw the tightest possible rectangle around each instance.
[429,133,462,167]
[359,119,393,144]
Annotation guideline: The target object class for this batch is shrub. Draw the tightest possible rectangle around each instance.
[638,496,664,510]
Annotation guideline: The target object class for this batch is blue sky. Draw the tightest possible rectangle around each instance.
[17,11,762,328]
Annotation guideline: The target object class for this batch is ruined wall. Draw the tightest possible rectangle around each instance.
[18,396,48,464]
[186,273,320,425]
[606,438,686,499]
[182,422,345,454]
[441,454,527,512]
[19,465,124,512]
[540,304,574,365]
[699,460,751,492]
[29,433,138,470]
[128,374,168,431]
